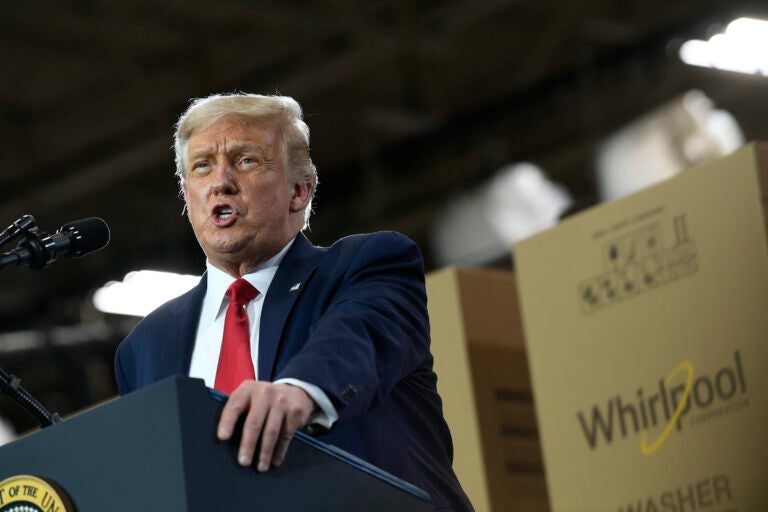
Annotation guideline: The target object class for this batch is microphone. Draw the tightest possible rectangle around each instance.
[0,217,110,270]
[54,217,111,258]
[0,214,37,247]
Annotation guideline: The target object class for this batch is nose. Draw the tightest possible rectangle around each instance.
[211,163,238,195]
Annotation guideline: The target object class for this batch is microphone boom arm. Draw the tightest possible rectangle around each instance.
[0,365,61,428]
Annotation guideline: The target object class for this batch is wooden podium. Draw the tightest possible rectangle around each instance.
[0,376,434,511]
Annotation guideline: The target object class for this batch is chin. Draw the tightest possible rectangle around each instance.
[203,236,248,256]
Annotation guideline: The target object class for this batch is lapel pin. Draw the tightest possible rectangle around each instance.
[289,282,302,292]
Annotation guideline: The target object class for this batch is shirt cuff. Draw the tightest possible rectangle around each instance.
[274,378,339,429]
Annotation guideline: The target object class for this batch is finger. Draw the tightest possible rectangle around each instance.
[273,402,307,466]
[272,433,293,467]
[257,407,285,472]
[217,389,253,441]
[237,396,271,467]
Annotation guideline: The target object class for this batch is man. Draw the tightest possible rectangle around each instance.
[114,93,473,511]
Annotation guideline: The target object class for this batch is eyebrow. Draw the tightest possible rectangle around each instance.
[229,143,266,156]
[188,143,265,162]
[188,148,212,162]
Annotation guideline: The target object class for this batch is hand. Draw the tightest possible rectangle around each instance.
[217,381,316,472]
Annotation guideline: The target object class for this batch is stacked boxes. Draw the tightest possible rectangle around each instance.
[426,267,549,512]
[514,143,768,511]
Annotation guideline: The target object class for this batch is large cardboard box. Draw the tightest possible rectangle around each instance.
[514,142,768,511]
[426,267,549,512]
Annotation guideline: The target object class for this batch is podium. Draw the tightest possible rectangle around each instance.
[0,376,434,511]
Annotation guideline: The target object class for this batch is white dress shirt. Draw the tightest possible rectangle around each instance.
[188,238,337,428]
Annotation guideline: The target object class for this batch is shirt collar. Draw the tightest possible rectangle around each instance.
[201,237,296,325]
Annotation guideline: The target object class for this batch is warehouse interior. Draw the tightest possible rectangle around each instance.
[0,0,766,485]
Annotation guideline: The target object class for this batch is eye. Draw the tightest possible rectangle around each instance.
[189,161,212,175]
[240,156,258,166]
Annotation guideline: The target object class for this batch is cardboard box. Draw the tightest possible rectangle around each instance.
[426,267,549,512]
[514,142,768,511]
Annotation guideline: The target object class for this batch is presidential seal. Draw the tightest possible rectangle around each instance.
[0,475,73,512]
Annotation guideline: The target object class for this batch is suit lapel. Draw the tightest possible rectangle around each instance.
[164,274,207,376]
[258,234,320,380]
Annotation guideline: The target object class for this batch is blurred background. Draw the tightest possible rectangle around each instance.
[1,0,767,439]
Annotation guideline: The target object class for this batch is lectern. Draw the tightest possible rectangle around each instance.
[0,376,434,511]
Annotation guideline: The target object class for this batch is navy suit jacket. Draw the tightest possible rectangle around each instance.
[115,231,473,511]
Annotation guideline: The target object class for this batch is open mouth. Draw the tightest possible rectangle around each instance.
[212,204,237,224]
[215,206,234,219]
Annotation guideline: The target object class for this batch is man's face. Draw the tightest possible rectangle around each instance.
[182,114,308,276]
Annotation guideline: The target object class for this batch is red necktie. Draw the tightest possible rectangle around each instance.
[215,279,259,395]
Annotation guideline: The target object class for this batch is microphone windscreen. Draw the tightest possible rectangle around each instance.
[59,217,110,257]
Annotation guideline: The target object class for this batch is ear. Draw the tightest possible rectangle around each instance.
[289,181,312,213]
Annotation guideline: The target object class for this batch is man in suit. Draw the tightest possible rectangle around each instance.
[115,93,472,511]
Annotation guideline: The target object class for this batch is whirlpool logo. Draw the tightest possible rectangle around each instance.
[576,350,749,455]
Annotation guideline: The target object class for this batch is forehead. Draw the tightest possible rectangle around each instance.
[187,113,282,154]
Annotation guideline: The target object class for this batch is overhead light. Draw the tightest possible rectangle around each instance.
[596,90,744,201]
[430,163,573,266]
[92,270,200,317]
[679,17,768,75]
